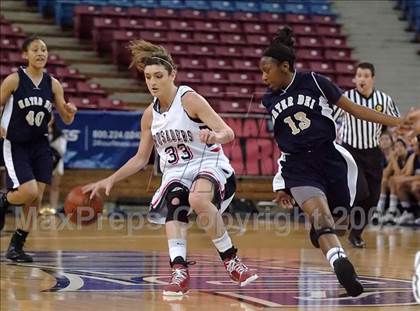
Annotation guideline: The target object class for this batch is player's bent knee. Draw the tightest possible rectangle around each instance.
[188,192,211,212]
[19,182,39,203]
[165,183,190,224]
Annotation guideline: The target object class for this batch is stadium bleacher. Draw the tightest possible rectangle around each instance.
[0,14,120,110]
[395,0,420,44]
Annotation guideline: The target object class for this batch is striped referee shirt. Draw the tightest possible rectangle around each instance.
[333,89,400,149]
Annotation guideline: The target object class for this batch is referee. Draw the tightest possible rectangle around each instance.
[333,62,400,248]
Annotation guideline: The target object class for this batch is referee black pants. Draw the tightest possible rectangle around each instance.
[342,144,385,238]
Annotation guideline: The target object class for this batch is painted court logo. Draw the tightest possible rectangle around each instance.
[4,251,417,307]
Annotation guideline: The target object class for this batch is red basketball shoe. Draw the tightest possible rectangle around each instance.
[163,263,191,296]
[223,255,258,286]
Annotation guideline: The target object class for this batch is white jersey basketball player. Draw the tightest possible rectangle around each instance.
[149,85,234,224]
[83,39,258,297]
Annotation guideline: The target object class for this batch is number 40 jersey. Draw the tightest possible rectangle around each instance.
[1,67,53,143]
[151,85,230,173]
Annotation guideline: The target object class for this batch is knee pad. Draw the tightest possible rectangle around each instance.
[165,183,190,224]
[310,225,336,248]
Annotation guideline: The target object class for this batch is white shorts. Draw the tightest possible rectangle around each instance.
[148,159,235,224]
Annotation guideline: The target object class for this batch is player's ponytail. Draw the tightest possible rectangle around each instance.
[262,26,295,71]
[127,39,176,74]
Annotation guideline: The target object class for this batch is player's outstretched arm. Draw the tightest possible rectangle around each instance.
[182,91,234,144]
[336,95,401,127]
[82,105,154,199]
[52,77,77,124]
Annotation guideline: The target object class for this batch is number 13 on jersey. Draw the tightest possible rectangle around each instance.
[284,112,311,135]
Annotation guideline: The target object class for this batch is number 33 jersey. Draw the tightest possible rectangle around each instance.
[1,67,53,143]
[262,71,343,154]
[151,85,231,173]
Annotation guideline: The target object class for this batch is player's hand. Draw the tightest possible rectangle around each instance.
[0,127,5,138]
[64,102,78,115]
[273,190,295,209]
[82,177,114,200]
[199,128,217,144]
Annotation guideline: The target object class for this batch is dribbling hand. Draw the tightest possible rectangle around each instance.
[82,177,114,200]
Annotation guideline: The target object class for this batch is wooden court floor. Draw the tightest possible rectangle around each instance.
[0,214,419,311]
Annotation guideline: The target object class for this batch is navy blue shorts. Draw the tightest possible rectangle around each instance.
[277,142,358,211]
[2,137,53,189]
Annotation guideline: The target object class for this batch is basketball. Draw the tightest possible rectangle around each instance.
[64,186,103,225]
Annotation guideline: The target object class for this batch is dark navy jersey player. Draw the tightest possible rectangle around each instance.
[259,27,401,297]
[0,36,77,262]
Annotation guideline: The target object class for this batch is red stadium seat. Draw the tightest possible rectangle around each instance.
[324,49,352,61]
[322,37,348,48]
[259,13,284,23]
[68,97,98,110]
[76,82,106,100]
[214,46,240,58]
[285,14,312,24]
[226,86,254,99]
[298,36,323,48]
[143,19,169,30]
[0,65,18,81]
[308,61,335,74]
[267,23,287,34]
[176,71,202,84]
[312,15,336,25]
[220,33,245,45]
[153,8,179,19]
[218,21,242,33]
[126,7,154,18]
[74,5,102,39]
[139,31,168,43]
[202,72,229,84]
[336,75,355,90]
[334,62,356,75]
[241,47,263,58]
[193,32,219,44]
[232,59,258,72]
[178,9,207,20]
[188,45,215,56]
[168,20,194,31]
[179,57,206,70]
[0,25,25,39]
[167,31,194,44]
[296,48,323,61]
[317,25,343,38]
[118,18,145,30]
[293,24,316,36]
[97,98,128,110]
[232,11,259,22]
[195,85,225,99]
[217,100,248,113]
[92,17,119,54]
[206,10,232,21]
[0,38,19,52]
[246,34,270,46]
[227,73,255,85]
[166,44,189,56]
[205,58,233,71]
[193,20,220,32]
[54,67,86,83]
[243,23,267,34]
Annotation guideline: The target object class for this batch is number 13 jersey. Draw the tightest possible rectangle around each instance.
[1,67,53,143]
[151,85,230,173]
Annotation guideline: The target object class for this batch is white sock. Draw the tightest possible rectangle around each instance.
[401,201,410,209]
[168,239,187,262]
[326,247,347,269]
[212,231,233,253]
[388,194,398,213]
[376,193,387,213]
